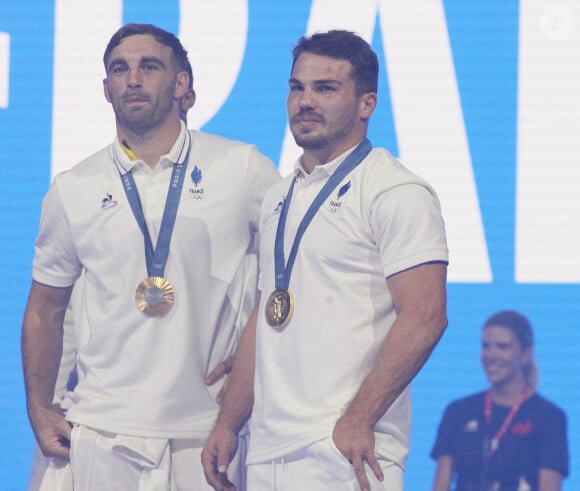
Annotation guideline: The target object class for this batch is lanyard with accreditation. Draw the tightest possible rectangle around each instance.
[483,387,530,456]
[265,138,373,329]
[480,387,531,490]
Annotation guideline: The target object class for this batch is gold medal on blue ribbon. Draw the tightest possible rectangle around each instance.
[135,276,175,317]
[265,288,294,329]
[118,131,192,318]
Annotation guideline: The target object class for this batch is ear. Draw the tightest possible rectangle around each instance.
[103,78,112,103]
[359,92,377,122]
[174,71,189,99]
[179,89,196,114]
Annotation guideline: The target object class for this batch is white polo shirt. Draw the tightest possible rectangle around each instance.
[33,123,280,438]
[248,144,448,466]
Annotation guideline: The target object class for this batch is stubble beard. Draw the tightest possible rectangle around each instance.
[292,131,329,150]
[116,87,176,135]
[291,116,356,151]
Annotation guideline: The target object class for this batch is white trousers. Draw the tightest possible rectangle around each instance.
[246,437,403,491]
[29,425,246,491]
[28,447,73,491]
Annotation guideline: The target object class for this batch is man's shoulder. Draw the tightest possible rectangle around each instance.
[263,173,293,198]
[55,144,112,182]
[360,147,433,190]
[190,129,255,152]
[189,130,276,170]
[257,174,293,221]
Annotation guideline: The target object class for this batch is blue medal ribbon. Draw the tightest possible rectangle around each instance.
[118,132,191,278]
[274,138,373,290]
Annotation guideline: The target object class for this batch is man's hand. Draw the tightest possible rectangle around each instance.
[205,356,234,404]
[29,403,72,460]
[201,425,240,490]
[333,414,383,491]
[202,301,259,489]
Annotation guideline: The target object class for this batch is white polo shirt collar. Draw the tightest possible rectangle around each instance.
[112,121,190,173]
[293,140,364,181]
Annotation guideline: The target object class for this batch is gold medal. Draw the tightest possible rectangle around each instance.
[135,277,175,317]
[265,289,294,329]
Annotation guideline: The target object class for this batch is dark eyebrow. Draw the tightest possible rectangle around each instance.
[139,56,167,69]
[313,79,341,85]
[289,78,342,86]
[107,57,127,73]
[107,56,167,74]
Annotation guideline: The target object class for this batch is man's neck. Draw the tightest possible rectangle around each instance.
[301,149,334,174]
[118,118,182,168]
[301,135,365,174]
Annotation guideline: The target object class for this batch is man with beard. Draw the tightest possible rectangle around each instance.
[22,23,279,490]
[202,30,448,491]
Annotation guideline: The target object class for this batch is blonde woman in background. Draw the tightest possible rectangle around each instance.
[430,310,569,491]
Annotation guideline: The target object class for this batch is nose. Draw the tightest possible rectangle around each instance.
[126,67,142,88]
[298,87,315,109]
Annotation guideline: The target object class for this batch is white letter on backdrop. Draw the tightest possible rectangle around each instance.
[178,0,247,129]
[0,32,9,108]
[51,0,122,177]
[516,1,580,283]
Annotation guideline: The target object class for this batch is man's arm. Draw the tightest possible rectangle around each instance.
[201,294,260,491]
[22,280,73,460]
[206,356,234,405]
[333,262,448,491]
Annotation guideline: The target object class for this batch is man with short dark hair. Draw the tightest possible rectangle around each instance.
[22,23,279,490]
[202,30,449,491]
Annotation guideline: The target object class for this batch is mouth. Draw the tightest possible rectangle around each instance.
[123,93,149,104]
[291,118,323,134]
[291,111,323,125]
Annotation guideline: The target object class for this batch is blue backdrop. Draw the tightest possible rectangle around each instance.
[1,1,578,489]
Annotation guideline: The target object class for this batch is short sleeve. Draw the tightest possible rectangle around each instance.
[32,179,82,287]
[537,404,569,476]
[431,401,459,460]
[370,183,449,278]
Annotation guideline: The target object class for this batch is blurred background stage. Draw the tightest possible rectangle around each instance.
[1,1,578,488]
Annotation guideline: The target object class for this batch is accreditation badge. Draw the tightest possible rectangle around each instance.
[135,277,175,316]
[265,289,294,329]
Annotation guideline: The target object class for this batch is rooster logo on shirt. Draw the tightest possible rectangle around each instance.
[100,193,118,211]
